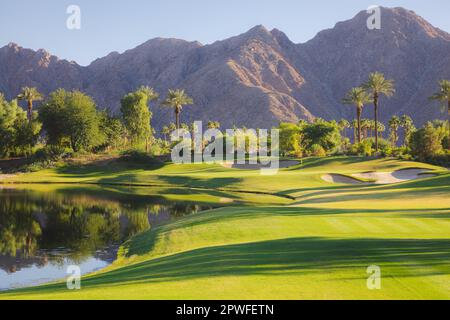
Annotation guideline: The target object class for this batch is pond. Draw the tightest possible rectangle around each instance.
[0,186,215,290]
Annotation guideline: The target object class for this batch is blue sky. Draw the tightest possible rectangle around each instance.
[1,0,449,65]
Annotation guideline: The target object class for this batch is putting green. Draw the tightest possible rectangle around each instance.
[1,156,449,299]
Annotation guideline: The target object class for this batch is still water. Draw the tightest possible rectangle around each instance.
[0,186,214,290]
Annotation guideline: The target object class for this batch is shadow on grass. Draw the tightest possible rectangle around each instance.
[7,236,450,296]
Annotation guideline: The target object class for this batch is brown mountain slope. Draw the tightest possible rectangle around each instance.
[0,7,449,130]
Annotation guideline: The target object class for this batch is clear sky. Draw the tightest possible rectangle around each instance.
[1,0,449,66]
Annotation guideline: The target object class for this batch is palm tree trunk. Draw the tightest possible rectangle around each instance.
[27,100,33,123]
[175,110,180,130]
[357,109,362,143]
[374,94,379,152]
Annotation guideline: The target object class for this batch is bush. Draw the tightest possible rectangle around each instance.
[308,144,326,157]
[354,140,372,157]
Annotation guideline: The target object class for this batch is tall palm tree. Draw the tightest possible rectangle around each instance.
[400,115,415,147]
[351,119,358,143]
[343,87,371,143]
[161,89,193,129]
[429,80,450,150]
[362,72,395,152]
[388,115,401,146]
[17,87,43,123]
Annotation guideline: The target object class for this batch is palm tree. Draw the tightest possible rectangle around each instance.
[351,119,358,143]
[388,115,401,146]
[429,80,450,150]
[361,119,370,139]
[362,72,395,152]
[337,119,350,139]
[17,87,43,123]
[161,89,193,129]
[207,121,221,129]
[377,122,385,139]
[168,122,177,132]
[162,125,170,141]
[138,86,159,102]
[343,87,371,143]
[400,115,415,147]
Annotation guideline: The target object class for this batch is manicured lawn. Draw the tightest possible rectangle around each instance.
[1,156,449,299]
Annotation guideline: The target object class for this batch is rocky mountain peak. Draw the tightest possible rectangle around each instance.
[0,7,448,128]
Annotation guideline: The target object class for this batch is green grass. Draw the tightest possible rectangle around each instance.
[1,156,449,299]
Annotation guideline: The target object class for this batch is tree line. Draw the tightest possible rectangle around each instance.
[0,73,449,166]
[278,73,449,165]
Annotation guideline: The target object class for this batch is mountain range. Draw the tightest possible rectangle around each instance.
[1,6,449,131]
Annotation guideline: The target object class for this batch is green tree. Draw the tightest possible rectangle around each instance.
[161,89,193,129]
[98,111,126,151]
[17,87,43,123]
[429,80,450,150]
[363,72,395,152]
[302,119,341,154]
[39,89,104,152]
[120,86,158,148]
[65,91,104,152]
[410,122,444,161]
[38,89,68,146]
[0,95,41,157]
[388,115,401,146]
[14,111,42,156]
[279,122,303,157]
[343,87,371,143]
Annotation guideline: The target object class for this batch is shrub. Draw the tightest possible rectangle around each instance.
[308,144,326,157]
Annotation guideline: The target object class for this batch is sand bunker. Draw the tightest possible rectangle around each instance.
[323,168,436,185]
[221,160,299,170]
[321,174,367,185]
[0,174,16,181]
[351,169,436,184]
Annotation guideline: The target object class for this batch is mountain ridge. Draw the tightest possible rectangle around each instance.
[1,6,449,130]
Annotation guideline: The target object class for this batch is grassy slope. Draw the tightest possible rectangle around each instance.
[1,156,449,299]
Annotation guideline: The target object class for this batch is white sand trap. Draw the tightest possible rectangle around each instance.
[221,160,299,170]
[0,174,16,181]
[321,174,367,185]
[351,169,436,184]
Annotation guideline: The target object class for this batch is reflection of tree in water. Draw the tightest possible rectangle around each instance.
[0,188,214,273]
[0,193,42,258]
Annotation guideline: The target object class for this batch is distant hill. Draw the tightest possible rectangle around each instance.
[1,7,449,130]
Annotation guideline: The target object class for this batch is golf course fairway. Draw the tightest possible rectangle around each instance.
[1,156,449,299]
